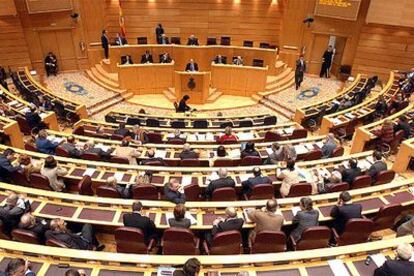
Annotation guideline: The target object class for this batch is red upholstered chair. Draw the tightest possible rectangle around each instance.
[351,175,372,189]
[213,159,234,167]
[131,184,159,200]
[46,238,69,248]
[244,184,274,200]
[0,221,10,240]
[332,218,375,246]
[180,159,201,167]
[203,230,242,255]
[290,128,307,140]
[30,173,52,190]
[24,143,37,152]
[389,130,405,153]
[115,227,155,254]
[241,156,262,166]
[264,131,286,142]
[372,204,404,231]
[10,170,30,187]
[168,138,185,145]
[110,156,130,164]
[193,120,208,129]
[55,146,71,158]
[249,231,286,254]
[162,228,199,255]
[79,152,101,161]
[11,229,41,244]
[184,183,202,201]
[331,146,344,158]
[72,126,85,135]
[144,160,164,166]
[211,187,237,201]
[303,149,323,161]
[326,182,349,193]
[147,132,163,143]
[263,116,277,126]
[111,134,124,141]
[78,175,94,196]
[290,226,331,250]
[96,186,121,198]
[284,183,312,198]
[16,116,31,135]
[375,170,395,185]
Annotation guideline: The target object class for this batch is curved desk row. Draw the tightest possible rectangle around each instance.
[0,115,24,148]
[393,136,414,173]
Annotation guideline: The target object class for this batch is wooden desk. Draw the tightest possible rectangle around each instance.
[117,61,175,94]
[0,116,24,149]
[211,63,268,96]
[174,71,210,104]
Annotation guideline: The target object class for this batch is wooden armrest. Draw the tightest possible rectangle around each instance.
[202,240,210,255]
[289,235,297,251]
[147,238,156,253]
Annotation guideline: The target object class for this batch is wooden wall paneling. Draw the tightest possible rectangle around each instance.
[25,0,72,14]
[0,0,17,16]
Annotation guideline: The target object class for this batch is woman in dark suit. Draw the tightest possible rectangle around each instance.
[290,197,319,241]
[168,204,191,229]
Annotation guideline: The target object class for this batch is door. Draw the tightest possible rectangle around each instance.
[308,34,330,75]
[330,36,347,78]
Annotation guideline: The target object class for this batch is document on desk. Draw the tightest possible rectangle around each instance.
[291,206,301,217]
[187,134,197,141]
[157,267,175,276]
[7,100,17,106]
[113,172,124,182]
[370,253,387,267]
[242,209,253,223]
[230,149,240,158]
[154,150,167,158]
[239,174,250,182]
[50,136,64,144]
[237,132,254,140]
[181,175,193,187]
[196,134,206,141]
[327,259,351,276]
[205,133,215,141]
[345,113,355,119]
[83,168,96,177]
[95,144,110,152]
[294,145,308,155]
[283,127,295,135]
[265,147,273,155]
[166,212,197,225]
[333,118,343,125]
[39,113,47,119]
[316,141,325,149]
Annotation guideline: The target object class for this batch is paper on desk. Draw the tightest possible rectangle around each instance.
[265,147,273,155]
[196,134,206,141]
[367,156,375,164]
[230,149,240,158]
[83,168,96,177]
[7,100,17,106]
[359,160,371,171]
[291,206,301,217]
[237,132,254,140]
[113,172,124,182]
[333,118,343,125]
[95,144,110,152]
[370,254,387,268]
[157,267,175,276]
[239,174,250,182]
[316,141,325,149]
[205,133,215,141]
[243,209,253,223]
[166,212,197,225]
[327,259,351,276]
[39,113,47,119]
[208,171,220,182]
[295,145,308,155]
[181,175,193,186]
[187,134,197,141]
[283,127,294,135]
[50,137,64,144]
[166,133,174,139]
[154,150,167,158]
[345,113,355,119]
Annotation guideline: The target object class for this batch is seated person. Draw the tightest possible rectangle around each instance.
[38,96,53,112]
[242,167,271,194]
[179,143,199,160]
[290,197,319,241]
[164,178,186,204]
[340,159,361,184]
[214,55,226,64]
[278,160,301,197]
[0,193,28,233]
[167,129,186,143]
[121,55,134,65]
[45,218,104,251]
[18,213,49,241]
[394,116,411,139]
[397,216,414,237]
[131,125,149,144]
[187,34,199,46]
[233,56,243,66]
[2,258,36,276]
[177,95,191,113]
[25,106,47,132]
[103,176,131,198]
[123,201,157,244]
[374,243,414,275]
[217,126,238,144]
[372,119,395,145]
[0,148,21,182]
[115,33,127,46]
[389,92,404,113]
[318,169,342,193]
[83,141,114,160]
[113,140,141,165]
[61,136,83,158]
[139,149,166,165]
[141,50,153,64]
[265,142,284,164]
[40,156,68,192]
[159,34,169,44]
[19,154,41,181]
[374,95,388,118]
[205,168,236,199]
[330,191,362,234]
[337,95,353,111]
[206,207,243,244]
[114,123,131,137]
[240,142,260,159]
[173,258,201,276]
[216,145,227,157]
[35,129,61,155]
[160,52,172,63]
[367,150,387,183]
[44,52,58,76]
[185,59,198,72]
[321,133,337,158]
[168,204,191,229]
[282,145,297,161]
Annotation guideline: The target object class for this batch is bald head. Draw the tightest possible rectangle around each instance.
[6,193,18,206]
[19,213,35,229]
[218,168,228,178]
[396,243,413,260]
[225,207,237,218]
[266,199,278,212]
[183,143,191,151]
[169,178,180,191]
[106,176,117,187]
[147,149,155,158]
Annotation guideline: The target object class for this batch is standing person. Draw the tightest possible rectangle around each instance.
[44,52,58,77]
[101,30,109,59]
[155,24,164,44]
[295,55,306,90]
[320,45,334,78]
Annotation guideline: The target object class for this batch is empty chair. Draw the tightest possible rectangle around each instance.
[171,120,186,128]
[211,187,237,201]
[10,170,30,187]
[332,218,375,246]
[351,175,371,189]
[303,149,323,161]
[146,118,160,127]
[241,156,262,166]
[111,134,124,141]
[184,183,202,201]
[105,115,117,123]
[46,238,68,248]
[168,138,185,145]
[220,36,231,46]
[78,175,94,196]
[137,37,147,44]
[263,116,277,126]
[252,59,264,67]
[180,159,201,167]
[206,37,217,45]
[55,146,71,158]
[147,132,163,143]
[72,126,85,135]
[264,131,286,142]
[131,184,159,200]
[326,182,349,193]
[203,230,241,255]
[284,183,312,198]
[259,42,270,48]
[79,152,101,161]
[96,186,121,198]
[193,120,208,128]
[290,128,307,139]
[213,159,234,167]
[219,121,233,128]
[239,120,253,128]
[243,40,253,47]
[331,146,344,157]
[15,116,31,135]
[375,170,395,185]
[162,228,199,255]
[290,226,331,250]
[249,231,286,253]
[171,37,181,44]
[11,229,41,244]
[30,173,52,190]
[244,184,274,200]
[109,156,130,164]
[115,227,155,254]
[372,204,404,231]
[126,117,141,126]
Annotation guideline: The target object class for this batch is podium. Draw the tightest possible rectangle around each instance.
[174,71,210,104]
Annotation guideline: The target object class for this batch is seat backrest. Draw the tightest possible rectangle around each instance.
[331,146,344,158]
[111,134,124,141]
[147,132,163,143]
[295,226,331,250]
[162,228,197,255]
[259,42,270,48]
[96,186,121,198]
[239,120,253,128]
[80,152,101,161]
[137,37,148,44]
[72,126,85,135]
[126,117,141,126]
[213,159,234,167]
[11,229,40,244]
[303,149,323,161]
[146,118,160,127]
[263,116,277,126]
[110,156,130,164]
[171,120,186,128]
[210,230,241,255]
[373,204,404,230]
[248,184,274,200]
[24,143,37,152]
[337,218,375,246]
[55,146,71,158]
[243,40,253,47]
[184,183,201,201]
[219,121,233,128]
[290,128,307,140]
[46,238,69,248]
[180,159,201,167]
[10,170,30,187]
[171,37,181,44]
[351,175,372,189]
[78,175,94,196]
[211,187,237,201]
[168,138,185,145]
[220,36,231,46]
[30,173,51,191]
[206,37,217,45]
[131,184,158,200]
[327,182,349,193]
[252,231,286,253]
[264,131,286,142]
[375,170,395,185]
[241,156,262,166]
[115,227,147,254]
[193,120,208,129]
[286,183,312,198]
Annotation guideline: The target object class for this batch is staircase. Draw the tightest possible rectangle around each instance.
[88,94,126,116]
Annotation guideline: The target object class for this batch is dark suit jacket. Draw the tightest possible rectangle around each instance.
[45,230,90,249]
[295,59,306,75]
[185,62,199,72]
[140,157,166,166]
[101,34,109,49]
[114,128,131,137]
[330,203,362,234]
[177,99,191,112]
[211,218,244,236]
[341,167,361,184]
[206,177,236,198]
[291,209,319,241]
[164,186,186,204]
[123,212,157,243]
[85,147,113,159]
[187,38,199,46]
[61,143,82,158]
[242,175,271,194]
[394,121,412,139]
[0,154,21,182]
[179,150,198,160]
[168,218,191,229]
[374,259,414,276]
[367,161,387,182]
[141,54,154,63]
[240,149,260,159]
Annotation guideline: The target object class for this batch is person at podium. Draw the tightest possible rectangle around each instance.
[187,34,199,46]
[214,55,226,64]
[185,59,198,72]
[233,56,243,66]
[121,55,133,65]
[159,34,169,45]
[140,50,153,64]
[177,95,191,113]
[160,52,172,63]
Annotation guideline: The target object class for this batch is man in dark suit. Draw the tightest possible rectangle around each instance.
[367,150,387,183]
[159,34,169,45]
[340,159,361,184]
[123,201,157,244]
[1,258,36,276]
[44,52,58,76]
[114,123,131,137]
[164,178,186,204]
[141,50,153,64]
[101,29,109,59]
[115,33,127,46]
[206,168,236,199]
[179,143,198,160]
[214,55,226,64]
[83,141,114,160]
[61,136,83,158]
[25,106,46,132]
[187,35,199,46]
[330,191,362,234]
[206,207,244,245]
[394,116,412,139]
[241,167,272,195]
[320,45,333,78]
[0,193,28,233]
[18,213,49,241]
[140,149,166,165]
[185,59,199,72]
[374,243,414,276]
[155,24,164,44]
[295,55,306,90]
[160,52,172,63]
[0,148,21,182]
